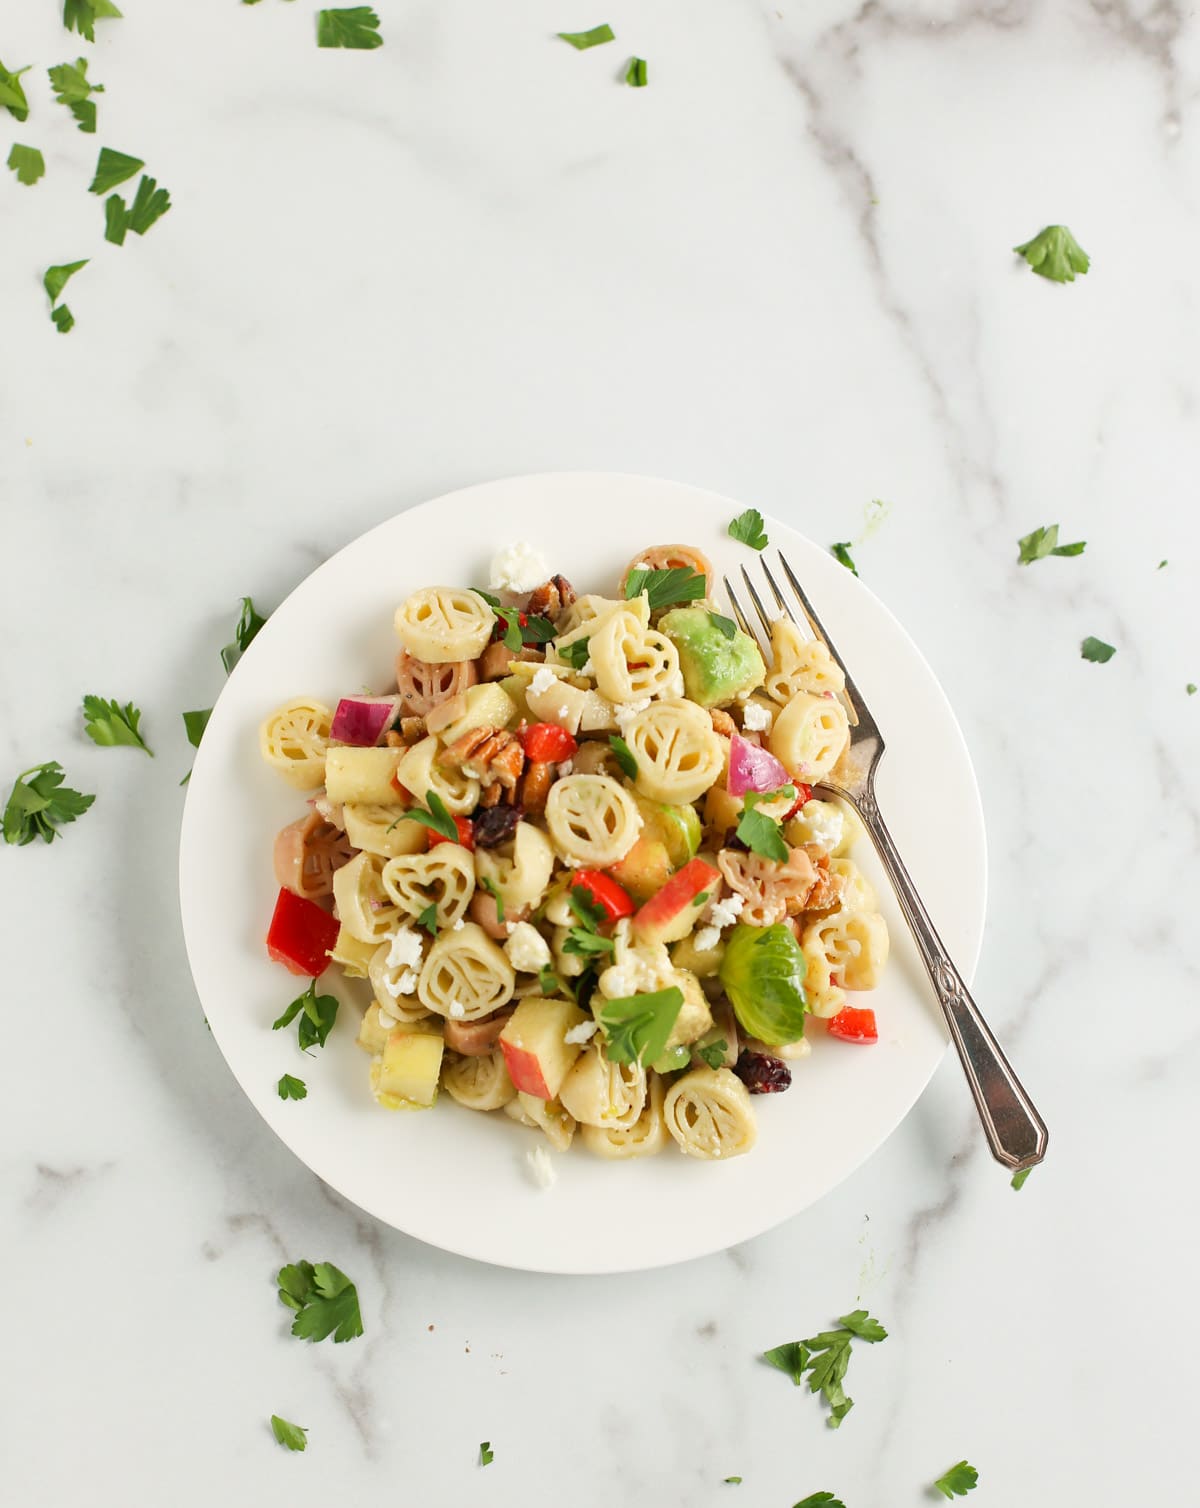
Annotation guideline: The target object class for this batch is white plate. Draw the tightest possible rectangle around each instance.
[179,473,986,1273]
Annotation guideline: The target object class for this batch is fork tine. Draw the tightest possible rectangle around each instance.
[738,566,776,642]
[776,551,864,728]
[722,577,761,651]
[759,558,797,624]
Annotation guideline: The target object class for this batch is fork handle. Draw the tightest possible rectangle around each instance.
[843,785,1049,1171]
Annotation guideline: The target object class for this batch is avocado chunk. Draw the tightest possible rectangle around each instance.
[660,607,765,707]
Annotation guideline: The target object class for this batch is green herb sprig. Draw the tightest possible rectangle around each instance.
[763,1309,887,1428]
[3,762,95,845]
[272,980,339,1052]
[277,1260,363,1343]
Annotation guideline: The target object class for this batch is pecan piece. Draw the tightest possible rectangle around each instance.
[525,574,577,622]
[709,707,737,738]
[518,759,555,814]
[799,845,845,914]
[441,726,525,790]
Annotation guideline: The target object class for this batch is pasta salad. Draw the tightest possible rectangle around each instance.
[259,543,889,1163]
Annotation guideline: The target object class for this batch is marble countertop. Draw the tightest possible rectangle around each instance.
[3,2,1196,1503]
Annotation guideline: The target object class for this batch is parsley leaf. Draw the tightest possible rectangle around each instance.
[104,194,128,246]
[183,709,212,748]
[1081,636,1116,664]
[559,637,591,670]
[696,1038,728,1070]
[88,146,143,195]
[933,1461,979,1498]
[1014,224,1089,283]
[272,980,339,1052]
[764,1310,887,1429]
[563,885,612,959]
[599,987,684,1066]
[1017,524,1086,564]
[830,542,858,575]
[568,885,607,930]
[125,174,171,236]
[63,0,123,44]
[221,596,267,673]
[3,762,95,846]
[402,790,459,842]
[1011,1167,1031,1190]
[794,1497,846,1508]
[497,612,556,654]
[1158,559,1168,570]
[82,695,152,755]
[479,1442,494,1466]
[608,734,637,779]
[316,7,383,49]
[538,964,566,998]
[692,890,710,906]
[623,566,707,611]
[277,1260,364,1344]
[837,1309,887,1342]
[728,508,768,550]
[0,60,32,122]
[724,1479,742,1486]
[563,927,614,957]
[48,57,103,132]
[735,786,794,862]
[1188,684,1197,697]
[708,611,737,641]
[416,900,439,937]
[277,1074,307,1101]
[270,1415,307,1451]
[763,1341,810,1384]
[557,24,615,49]
[44,259,88,307]
[472,588,502,610]
[51,306,76,334]
[479,874,505,923]
[625,57,647,86]
[7,145,44,186]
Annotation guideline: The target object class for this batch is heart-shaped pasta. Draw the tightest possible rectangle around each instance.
[418,921,515,1020]
[395,587,493,663]
[763,620,846,705]
[545,774,643,868]
[807,908,890,991]
[368,941,433,1023]
[768,690,850,782]
[663,1066,757,1160]
[589,607,682,704]
[442,1048,516,1111]
[382,844,475,927]
[397,735,480,815]
[622,700,723,804]
[619,544,712,596]
[332,851,402,944]
[718,847,818,927]
[396,651,478,716]
[558,1043,647,1130]
[259,698,333,790]
[580,1074,668,1159]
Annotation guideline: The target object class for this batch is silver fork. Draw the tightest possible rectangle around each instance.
[726,553,1049,1173]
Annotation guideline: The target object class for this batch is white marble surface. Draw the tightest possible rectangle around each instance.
[2,1,1197,1503]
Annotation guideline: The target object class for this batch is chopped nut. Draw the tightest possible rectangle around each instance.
[519,759,555,814]
[441,726,525,789]
[400,716,426,745]
[709,707,737,738]
[525,574,577,622]
[800,845,845,913]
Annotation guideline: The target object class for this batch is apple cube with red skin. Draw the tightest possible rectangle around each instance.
[609,836,673,903]
[499,996,588,1100]
[631,857,721,946]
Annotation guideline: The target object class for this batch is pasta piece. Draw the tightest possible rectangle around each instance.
[356,1001,392,1055]
[382,845,476,927]
[475,822,556,912]
[545,774,643,868]
[581,1074,669,1159]
[418,921,515,1021]
[442,1048,516,1111]
[799,927,847,1018]
[620,544,712,596]
[717,847,818,927]
[273,813,352,900]
[550,924,588,980]
[558,1042,647,1129]
[783,797,846,856]
[555,592,628,641]
[763,620,846,705]
[663,1066,757,1160]
[324,746,404,805]
[588,607,682,704]
[396,735,480,815]
[368,941,434,1023]
[434,683,518,747]
[329,924,376,978]
[332,851,402,944]
[623,700,724,805]
[342,802,426,859]
[504,1092,576,1150]
[768,690,850,783]
[259,698,333,790]
[395,651,477,716]
[808,908,890,991]
[828,856,878,912]
[394,586,493,663]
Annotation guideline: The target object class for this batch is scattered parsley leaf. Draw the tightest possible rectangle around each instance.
[473,588,503,610]
[221,596,267,673]
[479,1442,494,1466]
[563,927,614,957]
[479,874,505,923]
[933,1461,979,1499]
[830,542,858,575]
[0,60,31,122]
[1017,524,1086,564]
[63,0,123,44]
[1014,224,1089,283]
[272,979,339,1052]
[183,709,212,748]
[1188,684,1197,696]
[538,964,566,998]
[276,1260,363,1344]
[270,1414,307,1451]
[837,1309,888,1342]
[82,695,152,755]
[557,24,615,49]
[402,790,459,842]
[559,637,591,670]
[7,145,44,186]
[696,1038,728,1070]
[51,306,75,334]
[623,566,707,611]
[104,194,128,246]
[625,56,647,86]
[1011,1167,1031,1190]
[126,174,171,236]
[793,1496,845,1508]
[48,57,103,132]
[1158,559,1168,570]
[44,259,88,306]
[88,146,143,195]
[599,987,684,1066]
[763,1341,810,1385]
[316,7,383,49]
[3,762,95,846]
[764,1311,887,1428]
[277,1074,307,1101]
[708,612,737,641]
[1081,636,1115,664]
[608,734,637,779]
[736,787,794,863]
[416,901,439,937]
[723,1479,742,1486]
[568,885,607,931]
[728,508,768,550]
[498,611,556,653]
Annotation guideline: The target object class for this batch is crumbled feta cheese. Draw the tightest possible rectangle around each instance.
[557,759,573,777]
[385,927,423,972]
[489,541,550,594]
[581,657,595,677]
[383,967,419,999]
[614,696,651,730]
[693,926,721,953]
[526,1144,557,1189]
[529,665,559,697]
[633,560,650,571]
[742,701,772,732]
[504,921,553,974]
[564,1019,599,1045]
[790,799,845,853]
[452,917,465,931]
[709,893,745,929]
[601,965,637,998]
[448,1000,466,1019]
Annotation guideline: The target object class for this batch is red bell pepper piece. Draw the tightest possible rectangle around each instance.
[266,887,339,977]
[826,1006,878,1044]
[781,782,813,821]
[521,722,579,763]
[570,869,635,923]
[427,814,475,851]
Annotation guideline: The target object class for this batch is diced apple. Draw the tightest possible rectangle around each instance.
[328,924,377,979]
[499,996,588,1100]
[373,1029,445,1109]
[357,1002,391,1056]
[324,746,404,804]
[609,835,674,903]
[632,857,721,946]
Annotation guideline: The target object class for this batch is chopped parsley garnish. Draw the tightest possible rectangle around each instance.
[793,1496,845,1508]
[1014,224,1089,283]
[763,1309,887,1428]
[563,927,614,957]
[270,1415,308,1452]
[51,306,76,334]
[63,0,123,44]
[44,260,88,333]
[736,786,794,862]
[723,1478,742,1486]
[401,790,459,841]
[608,734,637,779]
[277,1260,363,1344]
[696,1038,728,1070]
[88,146,143,195]
[557,24,615,49]
[568,885,607,929]
[625,56,647,86]
[180,708,212,785]
[48,57,103,132]
[559,637,591,670]
[599,987,684,1066]
[82,695,152,755]
[104,195,127,246]
[479,874,505,922]
[538,964,567,998]
[479,1442,495,1466]
[1188,684,1197,697]
[498,611,556,654]
[1017,524,1086,564]
[1081,636,1116,664]
[416,901,439,937]
[0,60,31,122]
[1010,1167,1031,1190]
[1158,559,1168,570]
[623,565,707,611]
[708,611,737,640]
[728,508,768,550]
[3,762,95,846]
[107,174,171,242]
[221,596,267,672]
[830,542,858,575]
[277,1074,307,1101]
[7,145,44,185]
[692,890,710,907]
[933,1461,979,1498]
[272,980,339,1052]
[316,7,383,48]
[564,885,612,956]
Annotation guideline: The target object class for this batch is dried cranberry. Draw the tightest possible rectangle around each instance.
[734,1051,792,1094]
[473,803,522,849]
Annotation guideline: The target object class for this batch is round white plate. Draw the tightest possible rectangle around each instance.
[179,473,986,1273]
